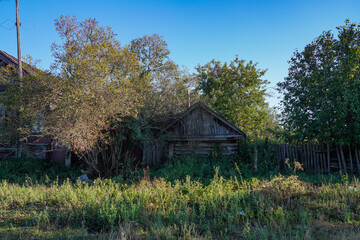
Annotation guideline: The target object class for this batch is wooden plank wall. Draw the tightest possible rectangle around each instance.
[275,143,360,174]
[169,108,239,136]
[173,140,238,159]
[142,139,239,166]
[142,140,164,167]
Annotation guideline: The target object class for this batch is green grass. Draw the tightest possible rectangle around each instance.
[0,153,360,239]
[0,168,359,239]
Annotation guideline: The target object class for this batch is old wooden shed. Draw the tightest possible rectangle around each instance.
[142,102,246,165]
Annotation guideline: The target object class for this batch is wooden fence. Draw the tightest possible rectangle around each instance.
[0,142,48,160]
[275,143,360,174]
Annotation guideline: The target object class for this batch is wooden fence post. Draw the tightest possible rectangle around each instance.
[65,150,71,167]
[336,145,342,171]
[318,145,323,173]
[327,144,330,174]
[303,144,307,170]
[282,144,286,171]
[310,143,314,173]
[323,152,326,173]
[314,144,318,173]
[274,142,360,174]
[286,144,289,164]
[254,143,258,174]
[340,146,347,174]
[348,145,354,173]
[308,143,311,171]
[355,147,360,174]
[289,144,293,163]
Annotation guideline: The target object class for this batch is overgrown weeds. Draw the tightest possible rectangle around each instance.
[1,147,360,239]
[0,172,359,239]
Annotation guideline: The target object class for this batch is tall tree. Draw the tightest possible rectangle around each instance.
[277,20,360,145]
[1,15,143,152]
[0,17,200,175]
[196,57,272,138]
[130,34,199,121]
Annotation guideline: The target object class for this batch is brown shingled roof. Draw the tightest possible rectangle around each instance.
[0,50,36,74]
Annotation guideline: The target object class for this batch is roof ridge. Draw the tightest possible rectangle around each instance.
[0,50,36,74]
[164,101,247,137]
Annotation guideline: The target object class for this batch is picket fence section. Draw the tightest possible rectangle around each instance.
[275,143,360,174]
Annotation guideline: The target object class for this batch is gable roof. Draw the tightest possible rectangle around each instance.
[0,50,35,75]
[165,101,247,137]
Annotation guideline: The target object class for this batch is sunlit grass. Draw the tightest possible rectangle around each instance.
[1,169,359,239]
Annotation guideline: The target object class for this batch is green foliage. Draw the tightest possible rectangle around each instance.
[196,57,278,138]
[152,142,280,185]
[0,16,145,152]
[278,20,360,144]
[0,17,201,177]
[153,155,235,185]
[0,156,81,184]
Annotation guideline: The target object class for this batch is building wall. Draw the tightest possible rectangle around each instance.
[169,139,239,159]
[167,107,240,136]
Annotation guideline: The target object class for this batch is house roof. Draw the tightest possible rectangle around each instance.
[0,50,35,75]
[165,101,247,137]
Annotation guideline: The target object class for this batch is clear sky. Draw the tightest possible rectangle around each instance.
[1,0,359,107]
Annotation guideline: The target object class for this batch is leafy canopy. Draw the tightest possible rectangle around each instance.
[0,16,199,159]
[277,20,360,145]
[0,15,145,151]
[196,57,275,138]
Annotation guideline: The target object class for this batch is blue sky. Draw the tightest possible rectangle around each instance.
[1,0,359,107]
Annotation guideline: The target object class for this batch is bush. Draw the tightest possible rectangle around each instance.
[152,140,281,185]
[0,156,82,184]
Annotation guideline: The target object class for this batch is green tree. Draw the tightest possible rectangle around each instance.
[196,57,273,138]
[0,17,200,175]
[1,15,143,151]
[277,20,360,145]
[130,34,199,121]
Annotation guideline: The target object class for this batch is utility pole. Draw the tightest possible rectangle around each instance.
[15,0,23,158]
[15,0,22,79]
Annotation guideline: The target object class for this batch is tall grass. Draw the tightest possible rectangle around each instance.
[1,170,359,239]
[1,150,359,239]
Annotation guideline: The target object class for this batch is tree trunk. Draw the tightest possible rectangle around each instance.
[264,137,268,152]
